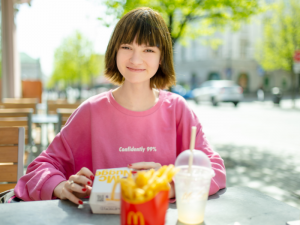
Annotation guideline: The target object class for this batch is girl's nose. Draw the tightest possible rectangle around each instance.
[129,50,143,65]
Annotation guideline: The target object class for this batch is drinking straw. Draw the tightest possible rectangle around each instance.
[188,126,197,174]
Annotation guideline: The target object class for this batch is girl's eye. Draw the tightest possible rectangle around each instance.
[121,46,130,50]
[145,49,154,53]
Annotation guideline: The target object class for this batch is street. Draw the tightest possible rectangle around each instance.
[187,99,300,208]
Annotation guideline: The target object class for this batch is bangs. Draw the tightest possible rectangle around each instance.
[116,9,166,50]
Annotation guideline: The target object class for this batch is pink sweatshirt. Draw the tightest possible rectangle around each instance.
[14,90,226,201]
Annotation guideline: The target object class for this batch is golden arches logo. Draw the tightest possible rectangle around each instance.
[127,211,145,225]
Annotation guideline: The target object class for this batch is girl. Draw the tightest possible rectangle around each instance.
[14,7,226,205]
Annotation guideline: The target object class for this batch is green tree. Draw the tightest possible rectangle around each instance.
[48,31,104,99]
[98,0,263,46]
[256,0,300,107]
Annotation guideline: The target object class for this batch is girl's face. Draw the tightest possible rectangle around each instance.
[116,39,161,86]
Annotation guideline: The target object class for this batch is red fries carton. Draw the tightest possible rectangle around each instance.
[121,190,169,225]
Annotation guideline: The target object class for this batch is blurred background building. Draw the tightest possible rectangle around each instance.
[173,17,292,94]
[20,52,44,81]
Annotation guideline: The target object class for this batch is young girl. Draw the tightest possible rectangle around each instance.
[14,7,226,205]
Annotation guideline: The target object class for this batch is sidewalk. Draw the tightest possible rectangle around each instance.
[214,143,300,209]
[242,94,300,110]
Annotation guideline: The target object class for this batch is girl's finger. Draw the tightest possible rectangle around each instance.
[85,185,93,196]
[70,174,92,187]
[62,188,83,205]
[128,162,161,170]
[77,167,95,182]
[68,179,88,194]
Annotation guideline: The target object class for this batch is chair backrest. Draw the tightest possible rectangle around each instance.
[57,108,76,133]
[47,99,69,105]
[0,127,25,193]
[47,101,81,115]
[0,109,33,145]
[2,98,38,104]
[22,80,43,103]
[0,102,37,114]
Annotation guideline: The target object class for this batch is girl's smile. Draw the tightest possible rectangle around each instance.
[127,67,146,72]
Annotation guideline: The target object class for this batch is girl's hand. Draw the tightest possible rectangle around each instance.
[53,167,94,205]
[127,162,175,198]
[127,161,162,171]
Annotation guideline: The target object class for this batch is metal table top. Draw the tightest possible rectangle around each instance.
[0,186,299,225]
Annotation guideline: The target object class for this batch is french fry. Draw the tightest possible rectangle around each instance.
[120,180,135,200]
[117,165,180,204]
[166,167,180,183]
[135,169,154,188]
[142,171,159,193]
[156,165,168,177]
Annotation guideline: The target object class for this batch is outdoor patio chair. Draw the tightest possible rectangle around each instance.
[47,100,81,115]
[46,101,80,137]
[56,108,76,134]
[0,127,25,193]
[0,100,42,145]
[0,109,33,165]
[47,99,69,105]
[2,98,38,104]
[0,102,38,114]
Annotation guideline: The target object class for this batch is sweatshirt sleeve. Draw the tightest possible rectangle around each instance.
[14,101,91,201]
[175,97,226,196]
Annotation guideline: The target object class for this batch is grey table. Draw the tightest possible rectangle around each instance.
[0,187,299,225]
[32,114,58,145]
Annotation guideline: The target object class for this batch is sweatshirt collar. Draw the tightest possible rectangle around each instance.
[108,89,165,117]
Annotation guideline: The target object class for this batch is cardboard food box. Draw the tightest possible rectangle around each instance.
[89,167,131,214]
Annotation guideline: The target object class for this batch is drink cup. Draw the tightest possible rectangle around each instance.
[175,165,215,224]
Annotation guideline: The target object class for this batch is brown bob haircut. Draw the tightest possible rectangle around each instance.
[104,7,176,89]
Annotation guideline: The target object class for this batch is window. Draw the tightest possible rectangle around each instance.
[264,77,269,88]
[181,45,186,62]
[192,40,197,60]
[240,39,248,59]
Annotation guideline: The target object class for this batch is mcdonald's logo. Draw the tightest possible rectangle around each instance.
[127,211,145,225]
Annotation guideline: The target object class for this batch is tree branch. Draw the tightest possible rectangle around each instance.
[168,14,173,36]
[172,0,205,44]
[173,11,227,44]
[173,12,194,44]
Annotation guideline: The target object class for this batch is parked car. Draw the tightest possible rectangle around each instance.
[170,85,194,100]
[192,80,243,107]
